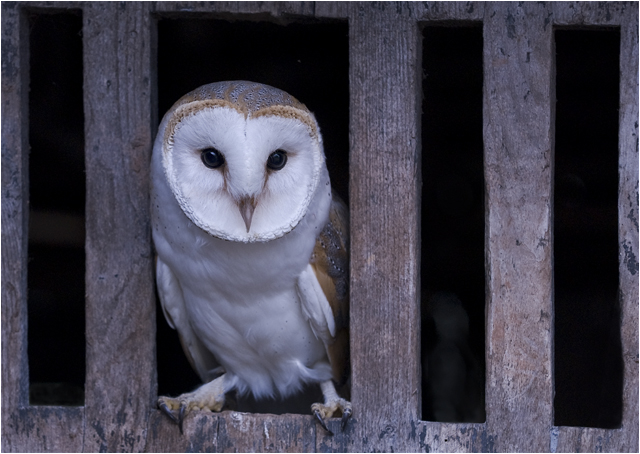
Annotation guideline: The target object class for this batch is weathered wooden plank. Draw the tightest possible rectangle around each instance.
[555,3,639,452]
[555,426,631,453]
[145,411,219,452]
[412,422,496,453]
[7,407,85,453]
[217,412,316,453]
[414,1,485,21]
[17,1,84,11]
[82,2,156,452]
[552,1,631,26]
[616,4,639,451]
[1,2,32,452]
[146,411,317,452]
[346,2,422,452]
[483,2,555,451]
[152,1,348,19]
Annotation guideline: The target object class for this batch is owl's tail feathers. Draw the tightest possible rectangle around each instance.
[158,373,228,434]
[311,379,352,435]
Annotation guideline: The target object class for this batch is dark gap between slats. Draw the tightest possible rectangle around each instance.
[553,28,622,429]
[420,24,485,423]
[156,17,349,415]
[27,10,85,406]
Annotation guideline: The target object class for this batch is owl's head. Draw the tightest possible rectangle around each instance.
[158,81,325,243]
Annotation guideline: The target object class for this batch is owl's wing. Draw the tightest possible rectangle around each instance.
[298,193,350,384]
[156,257,221,383]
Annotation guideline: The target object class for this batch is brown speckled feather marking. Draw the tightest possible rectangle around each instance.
[310,194,349,384]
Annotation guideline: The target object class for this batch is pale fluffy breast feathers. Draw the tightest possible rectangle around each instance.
[158,81,325,242]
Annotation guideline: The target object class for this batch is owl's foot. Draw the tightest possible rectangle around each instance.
[158,374,227,434]
[312,380,352,434]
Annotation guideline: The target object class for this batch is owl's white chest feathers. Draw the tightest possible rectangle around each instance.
[151,149,334,399]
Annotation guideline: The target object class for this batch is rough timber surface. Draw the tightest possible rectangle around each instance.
[347,2,422,453]
[554,2,639,452]
[1,1,638,453]
[1,3,33,451]
[483,2,555,451]
[82,2,156,452]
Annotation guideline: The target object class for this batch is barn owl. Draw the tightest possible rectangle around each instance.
[151,81,350,433]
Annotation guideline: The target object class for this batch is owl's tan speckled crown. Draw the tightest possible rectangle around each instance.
[166,81,319,139]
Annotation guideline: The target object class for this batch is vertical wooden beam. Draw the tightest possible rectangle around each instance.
[1,3,30,450]
[347,3,422,451]
[483,2,554,451]
[616,1,639,449]
[83,2,156,451]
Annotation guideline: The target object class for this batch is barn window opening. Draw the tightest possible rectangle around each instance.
[27,11,85,406]
[420,24,485,423]
[155,17,349,414]
[553,28,622,429]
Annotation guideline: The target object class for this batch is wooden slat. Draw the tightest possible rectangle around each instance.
[412,421,495,452]
[153,1,349,19]
[1,2,32,451]
[147,411,318,453]
[2,2,637,452]
[82,2,156,452]
[346,3,422,452]
[554,2,639,452]
[415,0,485,21]
[483,2,555,451]
[145,411,220,453]
[617,3,639,449]
[216,412,316,453]
[552,1,633,26]
[8,407,85,453]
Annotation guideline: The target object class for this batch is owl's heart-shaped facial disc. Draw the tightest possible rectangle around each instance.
[159,81,325,243]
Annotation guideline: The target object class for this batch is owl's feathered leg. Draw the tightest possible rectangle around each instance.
[311,380,352,434]
[158,373,227,433]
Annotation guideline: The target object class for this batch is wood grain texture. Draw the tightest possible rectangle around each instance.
[483,2,555,451]
[1,2,638,452]
[616,3,639,449]
[216,412,316,453]
[8,407,85,453]
[552,1,634,26]
[1,3,31,452]
[347,2,422,452]
[145,411,220,453]
[415,1,484,21]
[555,3,639,452]
[146,411,319,453]
[152,1,348,20]
[82,2,156,452]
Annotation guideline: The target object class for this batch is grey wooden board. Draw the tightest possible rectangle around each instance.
[482,2,555,451]
[82,2,157,452]
[1,3,33,452]
[5,407,85,453]
[1,1,637,452]
[554,2,639,452]
[347,2,422,452]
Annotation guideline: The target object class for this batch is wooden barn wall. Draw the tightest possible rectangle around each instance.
[1,1,638,452]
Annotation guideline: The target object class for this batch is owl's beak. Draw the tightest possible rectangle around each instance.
[238,196,257,233]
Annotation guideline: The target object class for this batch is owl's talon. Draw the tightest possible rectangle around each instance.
[158,401,179,425]
[178,404,187,434]
[312,380,352,433]
[314,409,333,435]
[341,407,352,430]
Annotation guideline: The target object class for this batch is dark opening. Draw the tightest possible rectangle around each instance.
[27,11,85,406]
[553,29,623,429]
[156,17,349,414]
[420,25,485,423]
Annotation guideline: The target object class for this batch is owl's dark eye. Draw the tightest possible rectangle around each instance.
[201,148,225,169]
[267,150,287,171]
